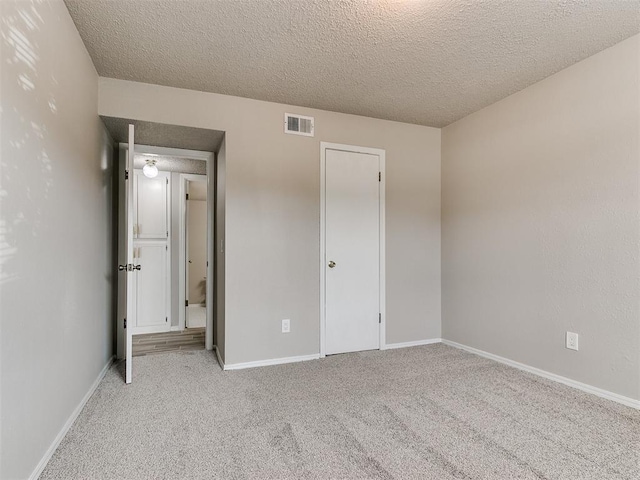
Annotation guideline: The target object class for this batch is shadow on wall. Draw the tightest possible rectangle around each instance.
[1,0,54,285]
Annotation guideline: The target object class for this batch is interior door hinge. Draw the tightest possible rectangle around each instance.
[166,317,168,322]
[186,193,189,200]
[124,318,127,329]
[185,300,189,307]
[378,172,381,182]
[379,313,381,324]
[125,170,129,180]
[166,178,169,185]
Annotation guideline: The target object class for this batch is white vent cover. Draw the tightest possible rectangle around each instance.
[284,113,314,137]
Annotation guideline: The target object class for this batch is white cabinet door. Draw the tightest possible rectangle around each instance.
[135,243,168,329]
[134,171,169,239]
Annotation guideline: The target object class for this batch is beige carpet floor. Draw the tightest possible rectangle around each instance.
[40,344,639,479]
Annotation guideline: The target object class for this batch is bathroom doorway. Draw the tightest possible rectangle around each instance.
[182,175,208,329]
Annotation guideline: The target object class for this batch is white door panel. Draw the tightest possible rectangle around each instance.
[135,244,168,328]
[134,172,168,239]
[325,149,380,355]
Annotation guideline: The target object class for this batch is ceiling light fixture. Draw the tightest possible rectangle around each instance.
[143,158,158,178]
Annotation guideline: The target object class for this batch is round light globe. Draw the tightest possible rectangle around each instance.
[143,162,158,178]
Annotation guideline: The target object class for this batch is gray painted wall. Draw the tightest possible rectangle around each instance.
[98,80,442,365]
[442,34,640,401]
[0,1,115,478]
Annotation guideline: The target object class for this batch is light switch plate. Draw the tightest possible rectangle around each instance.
[282,319,290,333]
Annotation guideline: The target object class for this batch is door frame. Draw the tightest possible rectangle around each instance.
[319,142,386,357]
[178,173,208,330]
[117,144,215,360]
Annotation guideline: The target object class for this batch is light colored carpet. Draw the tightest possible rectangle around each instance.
[40,344,639,479]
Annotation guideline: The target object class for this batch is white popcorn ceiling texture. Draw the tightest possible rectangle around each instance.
[66,0,640,127]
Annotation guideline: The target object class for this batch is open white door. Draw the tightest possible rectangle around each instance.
[117,124,136,384]
[125,124,136,383]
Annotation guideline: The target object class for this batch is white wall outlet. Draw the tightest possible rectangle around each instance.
[566,331,579,351]
[281,319,290,333]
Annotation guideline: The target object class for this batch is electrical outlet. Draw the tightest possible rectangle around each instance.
[281,319,290,333]
[566,331,579,351]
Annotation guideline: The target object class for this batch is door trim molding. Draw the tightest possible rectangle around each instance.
[319,142,386,357]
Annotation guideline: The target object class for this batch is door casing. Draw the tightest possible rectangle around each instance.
[117,144,215,363]
[319,142,386,357]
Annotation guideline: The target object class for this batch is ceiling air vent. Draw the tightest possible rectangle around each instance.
[284,113,314,137]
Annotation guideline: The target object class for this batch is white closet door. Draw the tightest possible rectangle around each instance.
[135,243,168,328]
[135,172,168,239]
[325,149,380,355]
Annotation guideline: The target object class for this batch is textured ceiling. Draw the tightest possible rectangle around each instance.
[101,116,224,151]
[71,1,639,127]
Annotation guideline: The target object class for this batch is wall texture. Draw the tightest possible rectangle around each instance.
[442,35,640,401]
[0,1,115,478]
[99,78,442,365]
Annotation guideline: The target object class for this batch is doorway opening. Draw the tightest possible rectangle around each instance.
[182,175,208,331]
[128,148,211,357]
[103,116,225,383]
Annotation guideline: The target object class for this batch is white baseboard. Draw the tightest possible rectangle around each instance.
[442,339,640,410]
[30,356,115,480]
[223,353,320,371]
[382,338,442,350]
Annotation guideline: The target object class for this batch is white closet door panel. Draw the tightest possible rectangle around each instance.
[135,172,168,239]
[325,149,380,355]
[136,244,167,328]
